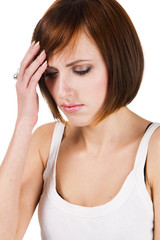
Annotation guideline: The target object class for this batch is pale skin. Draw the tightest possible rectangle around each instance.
[0,32,160,240]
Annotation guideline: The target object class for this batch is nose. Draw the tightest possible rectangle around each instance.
[56,74,75,100]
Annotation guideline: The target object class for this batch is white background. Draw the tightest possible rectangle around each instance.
[0,0,160,239]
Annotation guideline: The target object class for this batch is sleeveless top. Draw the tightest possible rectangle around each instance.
[38,121,160,240]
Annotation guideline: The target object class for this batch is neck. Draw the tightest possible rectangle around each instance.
[71,107,143,154]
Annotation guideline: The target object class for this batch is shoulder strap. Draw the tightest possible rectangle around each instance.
[134,122,160,171]
[43,121,65,183]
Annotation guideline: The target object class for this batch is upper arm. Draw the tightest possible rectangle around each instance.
[147,127,160,240]
[16,122,56,240]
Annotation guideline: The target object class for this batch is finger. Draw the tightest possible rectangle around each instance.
[18,41,41,80]
[28,60,47,89]
[23,50,46,87]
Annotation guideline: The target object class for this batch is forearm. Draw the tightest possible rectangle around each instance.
[0,40,47,239]
[0,119,33,238]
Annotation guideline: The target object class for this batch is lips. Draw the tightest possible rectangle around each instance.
[61,103,84,113]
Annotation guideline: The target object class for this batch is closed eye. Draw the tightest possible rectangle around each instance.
[73,67,91,76]
[44,71,58,78]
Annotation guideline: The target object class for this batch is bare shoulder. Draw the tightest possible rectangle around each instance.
[146,125,160,238]
[33,121,57,139]
[32,121,57,168]
[146,125,160,190]
[149,124,160,146]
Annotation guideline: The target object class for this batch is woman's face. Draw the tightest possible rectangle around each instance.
[45,32,108,127]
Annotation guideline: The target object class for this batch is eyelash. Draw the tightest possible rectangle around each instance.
[44,67,91,79]
[44,72,57,78]
[73,67,91,75]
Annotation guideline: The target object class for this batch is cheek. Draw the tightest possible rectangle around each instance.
[91,75,108,100]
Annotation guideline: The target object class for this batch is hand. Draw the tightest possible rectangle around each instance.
[15,41,47,128]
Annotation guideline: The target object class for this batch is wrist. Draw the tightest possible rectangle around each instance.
[15,117,35,133]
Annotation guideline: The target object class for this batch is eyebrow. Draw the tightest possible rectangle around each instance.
[47,59,91,70]
[66,59,91,67]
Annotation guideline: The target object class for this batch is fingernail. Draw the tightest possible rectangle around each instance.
[31,41,35,46]
[40,50,45,56]
[34,41,40,48]
[42,60,47,67]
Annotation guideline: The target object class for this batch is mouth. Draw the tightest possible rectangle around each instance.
[61,103,84,113]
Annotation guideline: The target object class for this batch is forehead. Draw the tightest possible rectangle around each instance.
[48,32,102,66]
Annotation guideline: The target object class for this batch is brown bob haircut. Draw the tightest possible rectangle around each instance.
[32,0,144,126]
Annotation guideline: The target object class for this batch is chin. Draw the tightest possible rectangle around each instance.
[59,109,95,127]
[66,117,93,128]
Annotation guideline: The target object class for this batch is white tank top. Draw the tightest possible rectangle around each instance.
[38,121,160,240]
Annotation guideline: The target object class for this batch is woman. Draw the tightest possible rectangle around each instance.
[0,0,160,239]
